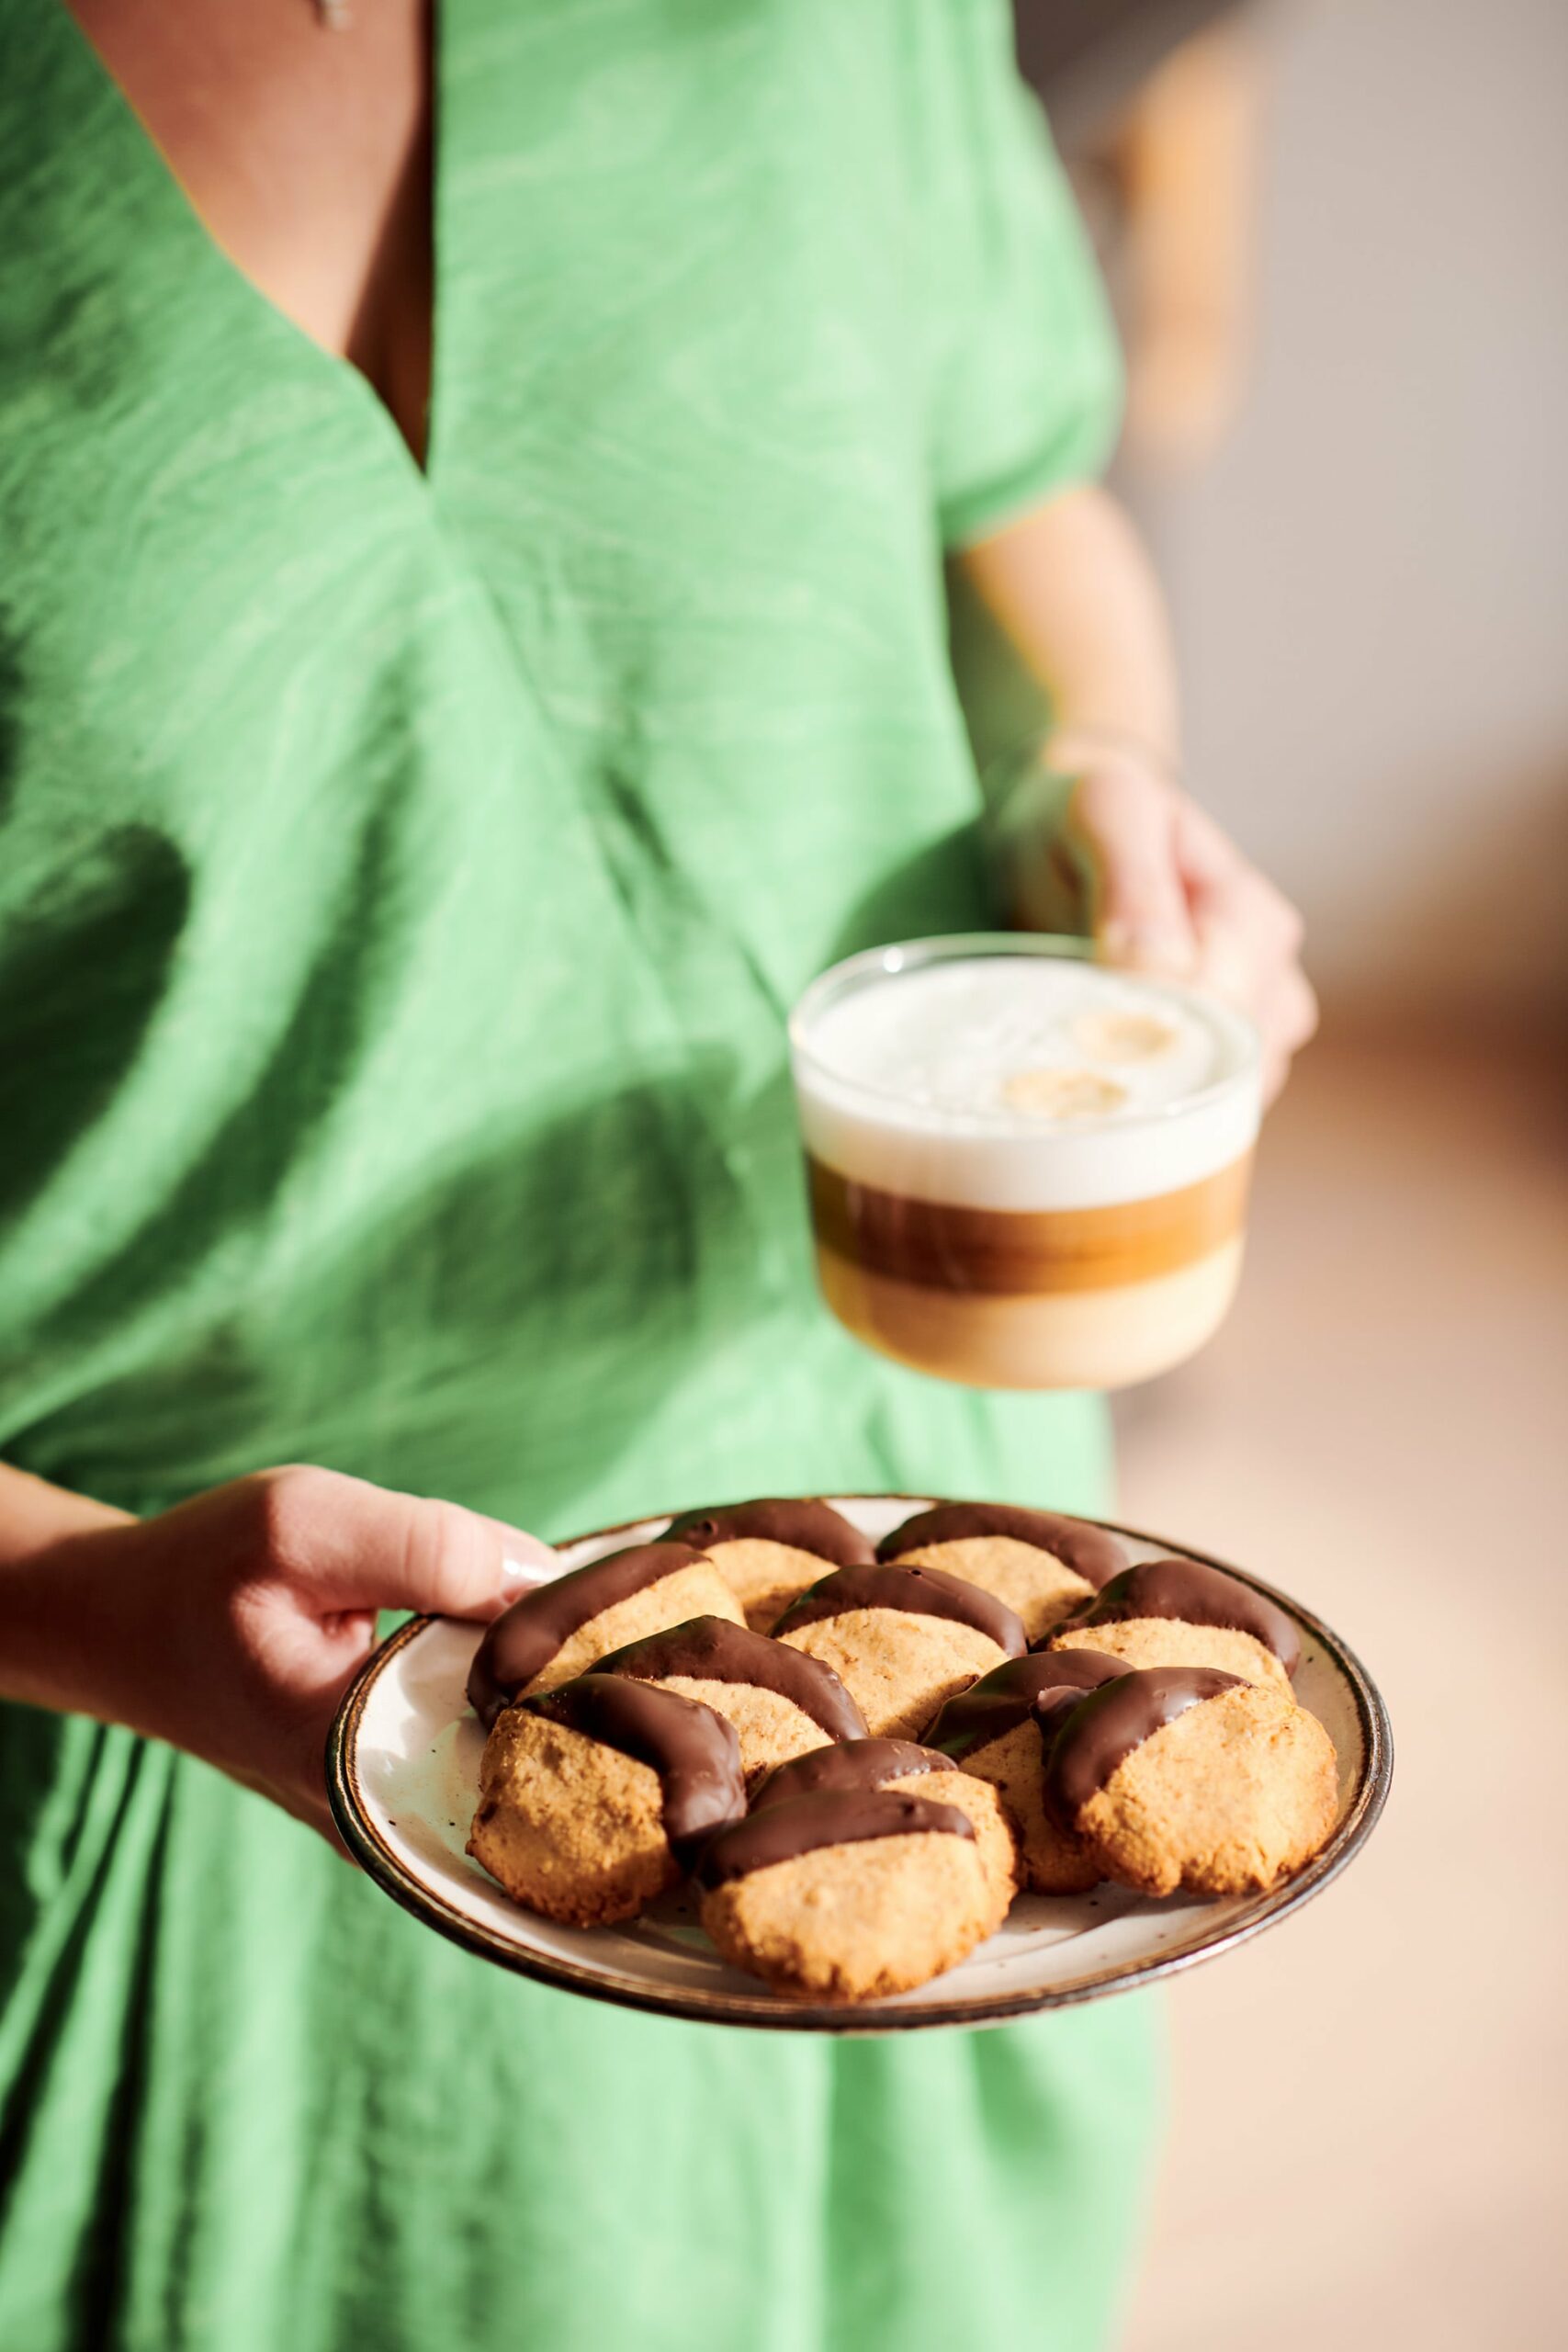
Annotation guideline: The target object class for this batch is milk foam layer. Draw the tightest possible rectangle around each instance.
[793,949,1261,1211]
[808,959,1234,1121]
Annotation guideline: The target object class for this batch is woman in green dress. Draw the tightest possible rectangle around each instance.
[0,5,1314,2347]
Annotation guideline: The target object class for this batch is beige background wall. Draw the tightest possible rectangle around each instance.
[1119,0,1568,1023]
[1090,9,1567,2341]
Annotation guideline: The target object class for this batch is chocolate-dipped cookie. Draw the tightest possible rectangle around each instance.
[1046,1666,1339,1898]
[660,1498,874,1633]
[751,1736,952,1807]
[696,1789,1002,2002]
[1051,1556,1301,1695]
[467,1543,744,1724]
[924,1650,1127,1894]
[877,1502,1126,1645]
[753,1737,1019,1910]
[593,1614,866,1795]
[468,1674,746,1926]
[773,1563,1026,1742]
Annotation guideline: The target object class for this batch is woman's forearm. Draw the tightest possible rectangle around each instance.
[0,1463,134,1715]
[958,482,1181,767]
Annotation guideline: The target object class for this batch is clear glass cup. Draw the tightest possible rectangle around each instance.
[788,933,1263,1391]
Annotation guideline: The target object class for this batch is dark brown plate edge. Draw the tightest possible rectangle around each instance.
[326,1501,1393,2037]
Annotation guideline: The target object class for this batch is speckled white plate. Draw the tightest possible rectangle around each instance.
[327,1499,1391,2033]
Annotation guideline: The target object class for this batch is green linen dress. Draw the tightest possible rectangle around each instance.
[0,4,1161,2346]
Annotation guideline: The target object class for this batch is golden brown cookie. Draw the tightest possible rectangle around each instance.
[773,1563,1026,1741]
[1046,1666,1340,1898]
[696,1789,1002,2002]
[592,1614,866,1795]
[1051,1556,1300,1695]
[660,1498,874,1632]
[923,1650,1127,1894]
[752,1737,1019,1912]
[878,1502,1126,1645]
[467,1542,744,1723]
[467,1674,745,1926]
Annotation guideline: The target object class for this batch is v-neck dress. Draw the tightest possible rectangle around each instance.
[0,5,1161,2347]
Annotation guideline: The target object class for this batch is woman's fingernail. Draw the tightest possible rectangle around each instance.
[500,1552,547,1596]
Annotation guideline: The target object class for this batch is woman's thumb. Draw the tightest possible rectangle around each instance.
[271,1469,551,1622]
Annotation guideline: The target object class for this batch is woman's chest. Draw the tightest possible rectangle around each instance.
[0,1,950,824]
[64,0,434,457]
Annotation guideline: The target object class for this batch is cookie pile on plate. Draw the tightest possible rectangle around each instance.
[465,1499,1340,2004]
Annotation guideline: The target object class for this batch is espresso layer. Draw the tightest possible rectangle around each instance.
[816,1235,1246,1394]
[807,1152,1252,1296]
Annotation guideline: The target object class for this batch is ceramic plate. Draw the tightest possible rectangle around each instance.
[327,1499,1391,2033]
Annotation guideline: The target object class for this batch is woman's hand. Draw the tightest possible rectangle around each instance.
[1,1465,553,1849]
[1010,734,1318,1103]
[958,490,1316,1103]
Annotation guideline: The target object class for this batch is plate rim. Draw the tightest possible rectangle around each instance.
[326,1502,1393,2035]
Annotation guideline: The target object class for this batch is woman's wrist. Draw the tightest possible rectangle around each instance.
[0,1503,143,1724]
[1041,722,1183,790]
[985,723,1183,937]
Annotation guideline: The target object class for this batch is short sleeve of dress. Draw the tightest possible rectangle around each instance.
[906,0,1124,550]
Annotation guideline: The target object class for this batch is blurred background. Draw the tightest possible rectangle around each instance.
[1012,0,1567,2343]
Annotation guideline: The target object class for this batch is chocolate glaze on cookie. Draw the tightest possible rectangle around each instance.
[878,1503,1125,1589]
[751,1738,952,1811]
[696,1789,975,1887]
[1047,1666,1246,1822]
[593,1615,868,1741]
[773,1563,1027,1657]
[662,1498,874,1568]
[521,1673,745,1860]
[924,1650,1127,1761]
[468,1543,713,1726]
[1059,1558,1301,1676]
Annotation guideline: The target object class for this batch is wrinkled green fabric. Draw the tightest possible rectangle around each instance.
[0,4,1159,2347]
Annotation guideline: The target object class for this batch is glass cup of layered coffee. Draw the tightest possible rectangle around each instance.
[789,934,1262,1391]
